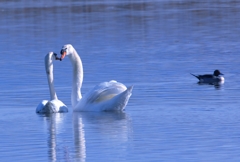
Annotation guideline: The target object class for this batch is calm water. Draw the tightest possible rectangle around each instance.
[1,0,240,161]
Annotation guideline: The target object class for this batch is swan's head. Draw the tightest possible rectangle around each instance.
[45,52,59,74]
[60,44,74,61]
[52,52,60,60]
[45,52,59,62]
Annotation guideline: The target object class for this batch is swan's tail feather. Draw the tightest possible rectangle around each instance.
[103,85,133,111]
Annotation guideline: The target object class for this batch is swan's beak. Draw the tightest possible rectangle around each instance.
[60,49,66,61]
[53,53,61,60]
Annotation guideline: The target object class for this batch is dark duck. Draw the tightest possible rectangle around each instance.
[191,70,224,84]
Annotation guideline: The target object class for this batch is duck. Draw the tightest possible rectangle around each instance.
[190,69,224,84]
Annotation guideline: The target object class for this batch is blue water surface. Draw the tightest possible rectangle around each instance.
[0,0,240,161]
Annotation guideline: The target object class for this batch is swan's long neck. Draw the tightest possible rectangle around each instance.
[68,49,83,108]
[45,57,58,100]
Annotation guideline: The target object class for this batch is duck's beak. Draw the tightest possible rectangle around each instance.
[220,73,224,75]
[60,49,66,61]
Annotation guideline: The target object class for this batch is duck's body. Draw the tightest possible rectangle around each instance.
[191,70,224,84]
[59,44,133,111]
[36,52,68,113]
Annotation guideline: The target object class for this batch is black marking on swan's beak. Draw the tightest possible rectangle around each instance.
[53,53,61,60]
[60,48,67,61]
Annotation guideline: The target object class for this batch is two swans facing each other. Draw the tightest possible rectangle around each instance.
[59,44,133,112]
[36,52,68,113]
[36,45,133,113]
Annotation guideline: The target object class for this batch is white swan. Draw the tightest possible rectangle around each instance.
[59,44,133,111]
[36,52,68,113]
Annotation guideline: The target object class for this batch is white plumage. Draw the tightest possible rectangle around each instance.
[60,44,133,111]
[36,52,68,113]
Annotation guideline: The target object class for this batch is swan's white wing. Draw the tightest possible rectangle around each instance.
[83,81,127,104]
[50,100,68,113]
[36,100,48,113]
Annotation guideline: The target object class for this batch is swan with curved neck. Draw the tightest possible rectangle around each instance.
[59,44,133,111]
[36,52,68,113]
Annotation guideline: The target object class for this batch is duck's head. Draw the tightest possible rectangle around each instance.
[59,44,74,61]
[214,70,223,76]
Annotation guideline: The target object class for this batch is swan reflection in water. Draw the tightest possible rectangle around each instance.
[43,111,131,161]
[73,113,86,162]
[73,111,132,161]
[42,113,69,162]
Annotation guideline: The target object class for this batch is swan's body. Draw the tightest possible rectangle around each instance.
[190,69,224,84]
[36,52,68,113]
[60,44,133,111]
